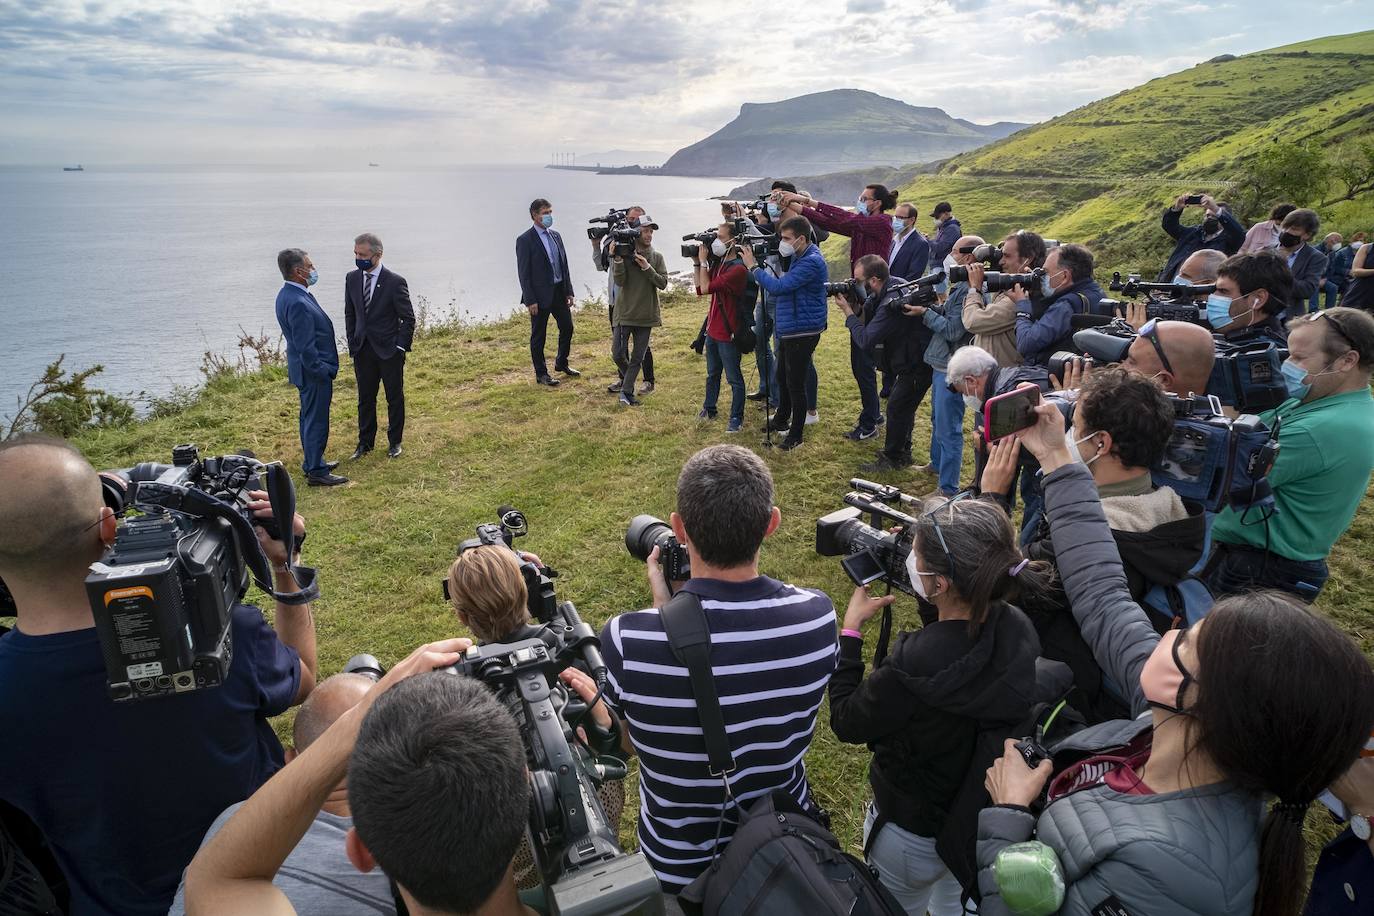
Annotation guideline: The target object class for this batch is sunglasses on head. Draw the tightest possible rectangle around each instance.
[918,490,972,580]
[1138,318,1174,377]
[1306,310,1359,352]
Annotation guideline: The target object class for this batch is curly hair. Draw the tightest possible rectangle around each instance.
[1078,365,1176,469]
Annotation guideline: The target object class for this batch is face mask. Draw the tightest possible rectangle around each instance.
[1280,359,1311,399]
[1172,273,1189,286]
[1201,216,1221,235]
[856,198,870,215]
[1205,293,1239,330]
[1278,231,1301,249]
[963,394,982,412]
[710,238,728,258]
[1041,270,1062,299]
[305,268,318,287]
[1065,429,1103,466]
[541,213,554,229]
[778,240,796,258]
[767,203,781,219]
[892,217,906,233]
[354,257,373,271]
[1140,629,1195,715]
[904,550,936,599]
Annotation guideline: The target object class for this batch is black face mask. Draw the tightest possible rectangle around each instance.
[1279,231,1302,249]
[1201,217,1221,235]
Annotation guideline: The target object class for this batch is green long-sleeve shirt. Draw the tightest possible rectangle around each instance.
[611,247,667,327]
[1211,387,1374,561]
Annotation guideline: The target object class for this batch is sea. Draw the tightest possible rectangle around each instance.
[0,165,737,412]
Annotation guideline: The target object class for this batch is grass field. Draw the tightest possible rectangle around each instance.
[67,289,1374,858]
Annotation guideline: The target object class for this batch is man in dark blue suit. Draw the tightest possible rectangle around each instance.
[516,198,579,386]
[274,249,346,487]
[345,232,414,460]
[888,202,930,281]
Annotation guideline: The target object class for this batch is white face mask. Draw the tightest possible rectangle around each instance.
[1066,429,1103,466]
[904,550,935,598]
[963,394,981,412]
[778,240,796,258]
[710,238,728,257]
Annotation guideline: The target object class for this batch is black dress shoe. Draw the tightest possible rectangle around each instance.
[350,446,372,461]
[324,460,339,471]
[745,389,768,401]
[556,365,582,377]
[306,472,349,487]
[536,375,560,386]
[388,444,403,459]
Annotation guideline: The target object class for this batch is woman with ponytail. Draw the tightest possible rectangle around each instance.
[828,495,1060,913]
[975,403,1374,916]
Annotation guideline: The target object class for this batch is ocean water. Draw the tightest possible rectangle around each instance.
[0,165,735,411]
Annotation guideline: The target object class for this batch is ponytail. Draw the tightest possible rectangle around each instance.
[1254,801,1310,916]
[866,184,899,212]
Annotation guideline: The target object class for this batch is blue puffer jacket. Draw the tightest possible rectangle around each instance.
[754,242,829,338]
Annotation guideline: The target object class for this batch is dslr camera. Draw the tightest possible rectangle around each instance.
[588,208,640,260]
[825,278,864,300]
[947,266,1046,294]
[625,515,691,582]
[59,445,316,702]
[815,479,921,597]
[443,509,663,916]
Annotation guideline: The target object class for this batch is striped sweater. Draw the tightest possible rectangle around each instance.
[599,575,838,894]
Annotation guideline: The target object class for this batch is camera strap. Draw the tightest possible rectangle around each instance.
[660,590,736,779]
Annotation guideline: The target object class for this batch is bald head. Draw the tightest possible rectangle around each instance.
[952,235,986,266]
[0,436,107,578]
[1122,320,1215,396]
[1178,249,1226,286]
[292,673,373,752]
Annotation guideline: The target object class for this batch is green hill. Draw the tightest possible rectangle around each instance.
[844,31,1374,277]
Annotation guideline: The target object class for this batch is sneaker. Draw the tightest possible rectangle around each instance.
[619,393,641,407]
[874,415,886,427]
[639,382,655,395]
[766,415,791,433]
[697,408,717,421]
[745,389,769,401]
[843,426,879,441]
[607,381,623,394]
[805,411,819,426]
[726,419,743,433]
[778,437,804,451]
[915,462,938,475]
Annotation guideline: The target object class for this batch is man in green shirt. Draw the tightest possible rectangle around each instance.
[1206,306,1374,601]
[610,219,668,407]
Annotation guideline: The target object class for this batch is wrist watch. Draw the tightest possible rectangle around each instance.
[1353,811,1372,841]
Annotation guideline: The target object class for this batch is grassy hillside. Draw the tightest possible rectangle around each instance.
[57,292,1374,862]
[847,31,1374,277]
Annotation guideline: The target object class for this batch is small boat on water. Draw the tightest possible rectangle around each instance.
[368,162,380,167]
[63,165,84,171]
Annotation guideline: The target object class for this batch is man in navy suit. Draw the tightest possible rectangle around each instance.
[889,203,930,281]
[274,249,346,487]
[516,199,579,385]
[345,232,414,460]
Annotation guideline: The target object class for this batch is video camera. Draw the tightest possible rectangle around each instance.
[892,271,946,311]
[1107,271,1213,325]
[444,509,663,916]
[815,479,921,598]
[588,208,641,260]
[947,266,1046,294]
[53,446,319,702]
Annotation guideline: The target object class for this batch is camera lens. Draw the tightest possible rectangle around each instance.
[625,515,673,562]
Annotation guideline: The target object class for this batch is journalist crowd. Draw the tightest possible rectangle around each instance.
[3,178,1374,916]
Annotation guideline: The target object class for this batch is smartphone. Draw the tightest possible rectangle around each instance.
[984,387,1042,443]
[841,548,887,588]
[1184,194,1204,205]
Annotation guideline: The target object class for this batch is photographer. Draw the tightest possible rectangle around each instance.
[1014,243,1104,367]
[980,368,1208,723]
[593,206,656,395]
[828,496,1056,913]
[599,445,838,894]
[974,404,1374,916]
[1207,250,1293,345]
[839,254,932,472]
[0,435,317,916]
[1205,307,1374,601]
[184,639,560,916]
[746,180,819,412]
[1276,208,1329,310]
[692,221,751,433]
[1157,193,1245,281]
[964,230,1045,368]
[611,217,668,407]
[742,216,828,450]
[775,184,897,270]
[912,241,972,496]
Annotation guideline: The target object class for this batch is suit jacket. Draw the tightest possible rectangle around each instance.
[275,284,339,388]
[516,225,573,312]
[1287,244,1330,301]
[890,231,930,282]
[344,265,415,359]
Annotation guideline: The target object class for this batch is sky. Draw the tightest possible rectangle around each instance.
[2,0,1369,167]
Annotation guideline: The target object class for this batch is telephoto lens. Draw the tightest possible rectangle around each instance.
[625,515,691,581]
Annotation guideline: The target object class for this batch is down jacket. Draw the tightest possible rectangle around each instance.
[753,242,828,338]
[975,464,1264,916]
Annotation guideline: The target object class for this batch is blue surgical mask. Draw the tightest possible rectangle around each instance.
[541,213,554,228]
[856,198,869,215]
[354,258,373,271]
[1280,359,1311,399]
[306,268,318,287]
[1206,293,1237,330]
[892,217,906,233]
[767,202,781,218]
[1041,271,1059,298]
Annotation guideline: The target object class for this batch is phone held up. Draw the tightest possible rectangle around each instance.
[983,387,1042,444]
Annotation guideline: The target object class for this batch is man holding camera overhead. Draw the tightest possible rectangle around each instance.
[0,436,317,916]
[1158,192,1245,282]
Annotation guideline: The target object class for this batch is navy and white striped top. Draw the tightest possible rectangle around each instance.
[599,576,838,894]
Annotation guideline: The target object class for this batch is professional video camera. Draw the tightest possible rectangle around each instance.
[624,515,691,582]
[815,479,921,598]
[1107,271,1213,325]
[443,509,663,916]
[891,271,946,311]
[1067,321,1290,411]
[947,266,1047,294]
[51,446,319,703]
[682,229,716,260]
[587,208,640,260]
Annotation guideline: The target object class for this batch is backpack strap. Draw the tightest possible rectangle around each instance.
[660,590,736,777]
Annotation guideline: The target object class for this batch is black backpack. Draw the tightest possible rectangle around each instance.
[659,591,904,916]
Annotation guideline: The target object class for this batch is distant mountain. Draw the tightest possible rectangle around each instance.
[660,89,1028,178]
[576,149,669,168]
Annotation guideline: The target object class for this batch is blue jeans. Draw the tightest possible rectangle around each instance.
[1310,279,1340,312]
[851,341,882,430]
[929,370,966,495]
[297,376,333,476]
[704,337,746,425]
[1202,541,1328,603]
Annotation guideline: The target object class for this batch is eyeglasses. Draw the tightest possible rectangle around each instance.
[918,490,972,580]
[1138,318,1175,377]
[1306,310,1358,352]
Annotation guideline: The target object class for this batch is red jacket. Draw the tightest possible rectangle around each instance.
[802,202,894,270]
[699,261,748,342]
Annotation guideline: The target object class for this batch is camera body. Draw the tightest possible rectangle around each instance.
[947,266,1046,294]
[1152,395,1279,515]
[588,208,639,260]
[825,278,864,300]
[625,515,691,582]
[1107,272,1213,326]
[79,446,313,702]
[815,480,921,598]
[681,229,716,260]
[889,271,947,312]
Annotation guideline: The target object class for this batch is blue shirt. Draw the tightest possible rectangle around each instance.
[535,224,562,283]
[0,604,300,916]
